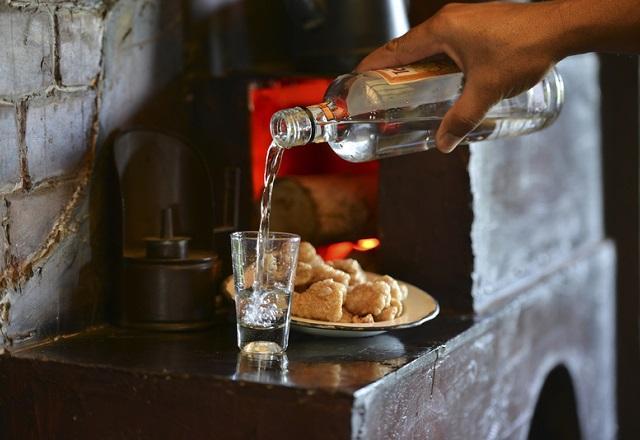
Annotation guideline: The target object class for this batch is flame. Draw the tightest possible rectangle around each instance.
[320,238,380,261]
[354,238,380,251]
[322,242,354,261]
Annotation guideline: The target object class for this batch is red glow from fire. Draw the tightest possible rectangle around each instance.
[250,79,382,262]
[321,242,355,261]
[319,238,381,261]
[249,79,378,199]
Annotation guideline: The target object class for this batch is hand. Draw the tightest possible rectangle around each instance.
[356,2,564,153]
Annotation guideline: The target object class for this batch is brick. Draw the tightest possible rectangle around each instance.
[0,198,7,274]
[25,90,96,183]
[3,214,93,345]
[0,103,20,193]
[35,1,106,7]
[0,6,54,97]
[100,0,183,134]
[58,9,103,86]
[6,180,77,262]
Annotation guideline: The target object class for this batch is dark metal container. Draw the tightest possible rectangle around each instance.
[113,130,220,330]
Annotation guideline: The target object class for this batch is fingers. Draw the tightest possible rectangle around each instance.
[436,78,501,153]
[356,21,441,72]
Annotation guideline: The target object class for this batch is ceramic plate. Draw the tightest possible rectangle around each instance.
[222,273,439,338]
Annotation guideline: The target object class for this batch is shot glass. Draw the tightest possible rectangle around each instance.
[230,231,300,357]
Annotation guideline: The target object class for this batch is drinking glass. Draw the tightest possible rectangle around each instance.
[230,231,300,357]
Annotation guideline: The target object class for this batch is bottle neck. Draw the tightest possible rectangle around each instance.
[270,103,333,149]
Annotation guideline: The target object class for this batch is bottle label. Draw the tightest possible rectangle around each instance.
[309,102,347,121]
[374,60,460,85]
[317,102,335,120]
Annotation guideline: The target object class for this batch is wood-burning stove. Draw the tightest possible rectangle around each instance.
[0,2,617,438]
[192,28,615,435]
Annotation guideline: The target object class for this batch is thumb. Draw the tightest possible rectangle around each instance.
[436,79,500,153]
[356,21,440,72]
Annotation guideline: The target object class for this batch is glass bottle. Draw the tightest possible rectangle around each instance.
[270,59,564,162]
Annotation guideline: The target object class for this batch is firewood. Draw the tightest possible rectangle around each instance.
[269,174,377,244]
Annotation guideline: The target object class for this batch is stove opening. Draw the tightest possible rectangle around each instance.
[249,78,380,268]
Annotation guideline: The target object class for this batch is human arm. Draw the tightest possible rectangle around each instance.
[356,0,640,152]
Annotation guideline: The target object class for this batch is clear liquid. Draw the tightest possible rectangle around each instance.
[236,287,290,354]
[320,111,552,162]
[254,141,285,288]
[239,141,288,356]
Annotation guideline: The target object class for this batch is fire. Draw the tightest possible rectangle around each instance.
[321,242,354,261]
[320,238,380,261]
[354,238,380,251]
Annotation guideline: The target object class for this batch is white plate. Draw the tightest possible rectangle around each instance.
[222,273,439,338]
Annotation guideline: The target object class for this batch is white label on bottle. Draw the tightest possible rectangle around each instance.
[374,60,460,85]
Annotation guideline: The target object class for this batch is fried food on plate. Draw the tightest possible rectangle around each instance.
[289,241,408,324]
[352,314,375,324]
[390,297,403,317]
[328,258,367,286]
[298,242,324,267]
[292,279,346,322]
[379,275,407,301]
[375,305,399,322]
[310,263,350,286]
[339,307,354,323]
[344,280,391,317]
[295,261,313,287]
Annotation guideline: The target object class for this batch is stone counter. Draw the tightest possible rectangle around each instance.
[0,241,615,439]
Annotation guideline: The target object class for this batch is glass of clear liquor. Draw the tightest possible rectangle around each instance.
[230,231,300,357]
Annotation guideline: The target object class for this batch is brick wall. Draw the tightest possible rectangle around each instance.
[0,0,184,349]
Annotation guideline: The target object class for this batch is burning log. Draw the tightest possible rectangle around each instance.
[269,174,378,244]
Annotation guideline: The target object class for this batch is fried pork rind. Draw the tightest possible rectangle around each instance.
[289,242,408,324]
[310,263,350,286]
[390,297,403,317]
[379,275,407,301]
[352,314,374,324]
[328,259,366,286]
[295,261,313,287]
[298,242,324,267]
[338,307,354,323]
[344,281,391,316]
[374,305,399,322]
[292,279,346,322]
